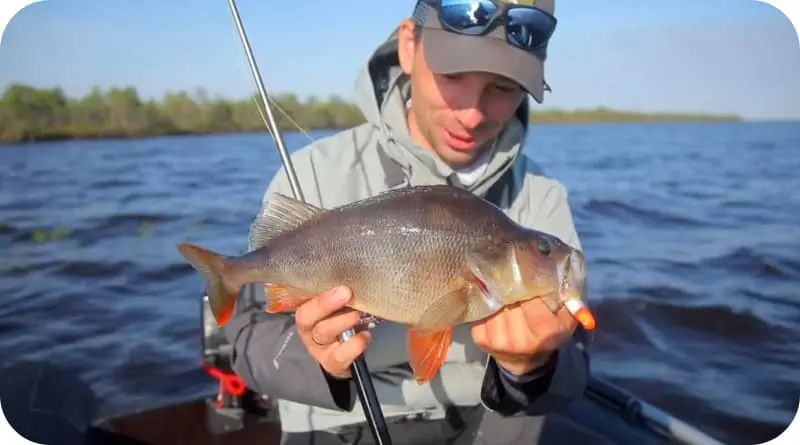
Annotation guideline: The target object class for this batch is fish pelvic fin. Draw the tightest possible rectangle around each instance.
[265,283,315,313]
[249,193,324,249]
[177,243,239,327]
[407,326,454,385]
[407,286,470,384]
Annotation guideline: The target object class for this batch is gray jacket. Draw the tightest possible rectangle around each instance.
[224,29,592,444]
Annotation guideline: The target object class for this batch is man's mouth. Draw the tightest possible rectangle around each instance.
[444,129,479,151]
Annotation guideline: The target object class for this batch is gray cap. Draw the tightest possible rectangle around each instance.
[412,0,554,103]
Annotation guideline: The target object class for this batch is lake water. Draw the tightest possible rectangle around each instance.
[1,122,798,444]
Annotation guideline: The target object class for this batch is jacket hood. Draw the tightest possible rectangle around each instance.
[350,27,531,197]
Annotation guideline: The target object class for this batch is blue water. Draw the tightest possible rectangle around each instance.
[0,122,798,444]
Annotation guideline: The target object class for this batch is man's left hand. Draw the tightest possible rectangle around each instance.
[471,297,577,376]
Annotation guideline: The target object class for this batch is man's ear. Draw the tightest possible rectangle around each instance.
[397,19,417,75]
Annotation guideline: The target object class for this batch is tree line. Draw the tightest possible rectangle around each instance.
[0,83,741,144]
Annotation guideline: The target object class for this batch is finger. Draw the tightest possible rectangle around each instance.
[326,331,372,375]
[522,298,575,347]
[295,286,352,333]
[504,305,537,350]
[486,308,510,352]
[556,304,578,334]
[521,298,553,334]
[470,320,486,345]
[311,308,363,345]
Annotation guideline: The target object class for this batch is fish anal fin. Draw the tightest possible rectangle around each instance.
[250,193,324,249]
[265,283,315,313]
[407,326,454,384]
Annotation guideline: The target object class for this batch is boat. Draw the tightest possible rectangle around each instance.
[81,294,727,445]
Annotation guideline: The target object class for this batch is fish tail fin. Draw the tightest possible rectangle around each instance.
[177,243,239,327]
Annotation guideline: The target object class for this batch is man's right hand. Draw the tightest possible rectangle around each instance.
[294,286,372,379]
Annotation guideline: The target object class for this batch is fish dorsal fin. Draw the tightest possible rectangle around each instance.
[249,193,324,249]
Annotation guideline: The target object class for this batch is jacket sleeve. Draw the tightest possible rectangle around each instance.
[480,177,592,416]
[222,164,357,412]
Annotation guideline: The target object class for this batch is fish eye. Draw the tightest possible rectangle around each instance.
[537,238,551,257]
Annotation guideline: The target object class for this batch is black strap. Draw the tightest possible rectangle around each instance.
[483,168,515,208]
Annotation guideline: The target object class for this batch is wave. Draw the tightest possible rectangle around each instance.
[699,246,800,280]
[583,198,701,227]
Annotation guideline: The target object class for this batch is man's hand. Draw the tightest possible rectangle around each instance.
[294,286,372,379]
[471,297,577,376]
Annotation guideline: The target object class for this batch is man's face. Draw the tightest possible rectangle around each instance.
[397,21,526,169]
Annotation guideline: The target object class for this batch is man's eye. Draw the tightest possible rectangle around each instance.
[493,84,518,93]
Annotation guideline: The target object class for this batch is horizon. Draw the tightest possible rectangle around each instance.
[0,81,752,120]
[1,0,799,121]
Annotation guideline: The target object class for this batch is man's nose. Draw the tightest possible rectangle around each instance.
[454,106,485,130]
[451,76,492,130]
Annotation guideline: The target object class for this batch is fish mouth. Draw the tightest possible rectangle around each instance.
[558,249,587,303]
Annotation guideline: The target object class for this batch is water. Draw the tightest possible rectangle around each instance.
[1,122,798,444]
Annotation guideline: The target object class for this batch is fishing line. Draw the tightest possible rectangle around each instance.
[223,1,392,444]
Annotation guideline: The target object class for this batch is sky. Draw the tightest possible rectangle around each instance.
[0,0,798,120]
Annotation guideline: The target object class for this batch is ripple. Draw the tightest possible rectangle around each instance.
[1,125,798,445]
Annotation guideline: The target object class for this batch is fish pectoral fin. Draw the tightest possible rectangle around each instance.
[405,287,470,384]
[250,193,325,249]
[265,283,315,313]
[407,326,454,384]
[416,286,470,331]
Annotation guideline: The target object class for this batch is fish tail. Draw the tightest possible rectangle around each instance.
[177,243,239,327]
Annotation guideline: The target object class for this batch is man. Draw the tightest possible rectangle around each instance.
[224,1,593,443]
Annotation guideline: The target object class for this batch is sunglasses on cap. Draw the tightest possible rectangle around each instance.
[421,0,557,52]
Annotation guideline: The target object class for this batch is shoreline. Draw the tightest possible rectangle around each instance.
[0,82,755,146]
[0,115,752,146]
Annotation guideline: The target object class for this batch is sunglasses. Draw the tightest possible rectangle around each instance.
[421,0,557,52]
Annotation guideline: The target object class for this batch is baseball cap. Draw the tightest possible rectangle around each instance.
[411,0,555,103]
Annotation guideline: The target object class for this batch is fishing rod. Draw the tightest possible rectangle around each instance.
[224,1,393,444]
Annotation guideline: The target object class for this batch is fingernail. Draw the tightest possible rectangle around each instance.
[333,287,351,303]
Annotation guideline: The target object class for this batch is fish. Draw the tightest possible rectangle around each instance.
[176,184,595,384]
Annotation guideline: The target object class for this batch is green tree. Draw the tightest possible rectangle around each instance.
[0,82,741,145]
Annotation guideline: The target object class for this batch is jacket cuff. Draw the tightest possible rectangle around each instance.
[497,353,557,385]
[480,337,588,416]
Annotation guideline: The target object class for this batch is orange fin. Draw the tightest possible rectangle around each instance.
[177,243,238,327]
[265,283,314,313]
[407,326,454,384]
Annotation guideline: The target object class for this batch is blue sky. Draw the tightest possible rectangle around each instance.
[1,0,798,120]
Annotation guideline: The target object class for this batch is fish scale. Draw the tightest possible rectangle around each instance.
[177,184,593,383]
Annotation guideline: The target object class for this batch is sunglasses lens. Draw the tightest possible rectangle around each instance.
[439,0,498,35]
[506,8,556,49]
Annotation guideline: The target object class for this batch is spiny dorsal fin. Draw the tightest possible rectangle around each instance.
[249,193,324,250]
